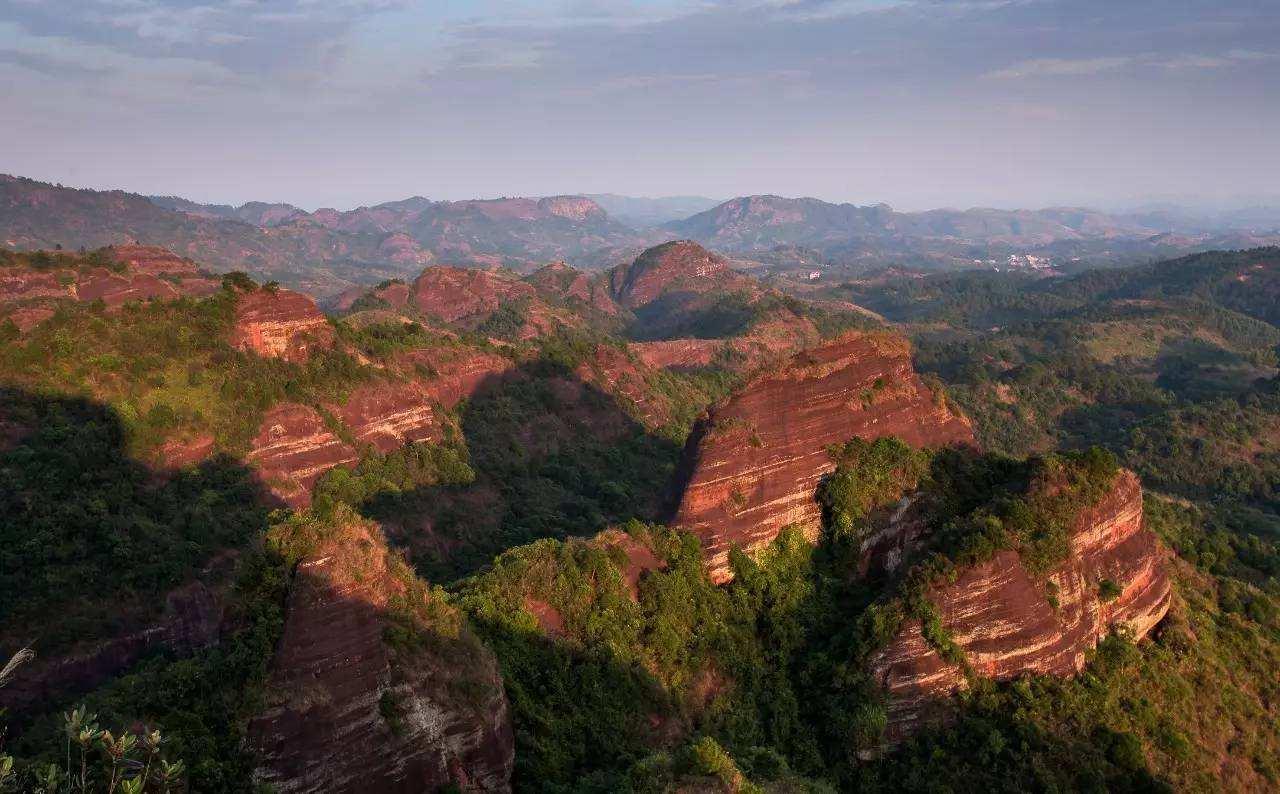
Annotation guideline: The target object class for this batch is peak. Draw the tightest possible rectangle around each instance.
[612,240,731,308]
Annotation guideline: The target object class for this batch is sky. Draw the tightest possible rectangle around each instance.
[1,0,1277,211]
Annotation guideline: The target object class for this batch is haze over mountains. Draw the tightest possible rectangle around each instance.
[4,173,1280,298]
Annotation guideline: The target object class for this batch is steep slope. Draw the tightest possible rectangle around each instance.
[868,469,1171,741]
[230,286,337,362]
[249,510,513,793]
[670,331,975,581]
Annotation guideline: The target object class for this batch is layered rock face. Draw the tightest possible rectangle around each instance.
[247,403,358,507]
[868,470,1171,741]
[670,332,975,582]
[335,382,444,453]
[526,260,621,317]
[249,518,513,793]
[230,288,336,363]
[401,347,516,408]
[0,245,220,323]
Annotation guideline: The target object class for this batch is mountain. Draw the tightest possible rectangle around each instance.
[666,195,1280,275]
[149,195,307,226]
[585,193,722,227]
[1,240,1277,792]
[0,175,666,297]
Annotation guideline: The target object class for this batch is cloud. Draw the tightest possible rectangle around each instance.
[989,48,1279,79]
[986,56,1133,79]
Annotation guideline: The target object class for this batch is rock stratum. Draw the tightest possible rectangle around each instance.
[248,516,513,793]
[868,469,1171,741]
[230,287,336,363]
[670,331,975,581]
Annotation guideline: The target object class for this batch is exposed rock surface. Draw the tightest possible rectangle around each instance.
[628,338,723,370]
[247,403,358,507]
[868,470,1171,741]
[402,347,516,408]
[335,381,444,453]
[670,331,975,582]
[410,267,535,324]
[526,260,621,316]
[248,517,513,793]
[106,244,201,276]
[230,288,335,363]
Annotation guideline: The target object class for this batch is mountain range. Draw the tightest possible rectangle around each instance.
[5,173,1280,298]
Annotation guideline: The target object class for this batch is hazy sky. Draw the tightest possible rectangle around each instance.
[1,0,1277,210]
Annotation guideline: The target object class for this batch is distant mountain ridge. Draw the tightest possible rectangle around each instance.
[666,194,1280,272]
[8,173,1280,298]
[0,175,666,296]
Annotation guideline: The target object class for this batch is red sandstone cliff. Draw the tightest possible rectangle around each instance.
[868,469,1171,741]
[247,403,358,507]
[670,332,975,582]
[249,516,513,793]
[230,287,336,363]
[333,381,445,453]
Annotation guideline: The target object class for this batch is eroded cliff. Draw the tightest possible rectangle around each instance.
[670,331,975,581]
[249,513,513,793]
[868,469,1171,741]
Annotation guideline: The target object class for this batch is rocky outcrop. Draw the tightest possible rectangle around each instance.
[401,347,516,408]
[105,244,200,276]
[249,516,513,793]
[670,331,975,582]
[868,470,1171,741]
[410,267,536,323]
[526,260,620,316]
[629,339,722,371]
[231,288,336,363]
[247,403,358,507]
[0,247,221,332]
[335,382,444,453]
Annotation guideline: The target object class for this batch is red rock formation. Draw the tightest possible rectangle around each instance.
[0,268,73,304]
[156,433,216,469]
[76,267,182,308]
[628,339,722,370]
[106,244,200,276]
[868,470,1171,741]
[3,306,54,333]
[247,403,358,507]
[575,345,674,429]
[249,516,513,793]
[402,347,516,408]
[334,382,443,453]
[609,240,744,309]
[526,260,620,316]
[410,267,535,323]
[670,331,975,582]
[231,288,336,363]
